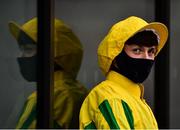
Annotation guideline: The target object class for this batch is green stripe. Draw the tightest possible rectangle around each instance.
[21,105,36,129]
[85,121,96,129]
[121,100,134,129]
[99,100,120,129]
[19,105,62,129]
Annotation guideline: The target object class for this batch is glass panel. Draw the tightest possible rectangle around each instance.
[170,0,180,128]
[55,0,155,128]
[0,0,36,128]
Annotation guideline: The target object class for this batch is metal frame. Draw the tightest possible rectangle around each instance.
[155,0,170,128]
[37,0,54,128]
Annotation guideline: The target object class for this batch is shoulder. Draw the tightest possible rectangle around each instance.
[84,79,128,103]
[55,79,87,95]
[81,80,124,112]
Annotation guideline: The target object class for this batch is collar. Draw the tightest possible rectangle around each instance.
[106,71,144,99]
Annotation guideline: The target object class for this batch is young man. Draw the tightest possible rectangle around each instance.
[79,16,168,129]
[9,18,88,129]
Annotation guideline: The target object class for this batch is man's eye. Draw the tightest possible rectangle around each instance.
[132,48,142,54]
[19,44,37,57]
[148,48,157,55]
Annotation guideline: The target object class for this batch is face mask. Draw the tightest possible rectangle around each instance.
[17,55,37,82]
[111,50,154,83]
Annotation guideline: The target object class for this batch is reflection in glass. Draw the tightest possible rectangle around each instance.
[8,17,88,129]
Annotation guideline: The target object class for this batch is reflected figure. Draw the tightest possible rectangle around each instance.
[79,16,168,129]
[8,18,88,129]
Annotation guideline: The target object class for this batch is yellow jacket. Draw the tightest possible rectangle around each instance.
[79,71,158,129]
[80,16,168,129]
[17,71,87,129]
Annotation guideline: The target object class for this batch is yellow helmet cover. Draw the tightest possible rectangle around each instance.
[9,18,83,78]
[97,16,168,75]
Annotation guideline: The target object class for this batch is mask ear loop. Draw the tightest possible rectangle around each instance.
[111,59,118,69]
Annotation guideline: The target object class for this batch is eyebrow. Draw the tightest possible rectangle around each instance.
[136,45,157,49]
[132,46,157,52]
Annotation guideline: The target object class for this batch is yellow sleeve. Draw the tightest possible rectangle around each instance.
[16,93,36,129]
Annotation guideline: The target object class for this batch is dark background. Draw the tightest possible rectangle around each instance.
[0,0,179,128]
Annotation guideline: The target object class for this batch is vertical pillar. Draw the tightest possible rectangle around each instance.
[37,0,54,128]
[155,0,170,128]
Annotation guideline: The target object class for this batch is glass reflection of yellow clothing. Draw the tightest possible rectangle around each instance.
[8,18,88,128]
[16,71,87,128]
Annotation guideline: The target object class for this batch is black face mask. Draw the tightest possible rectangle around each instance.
[111,50,154,83]
[17,55,37,82]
